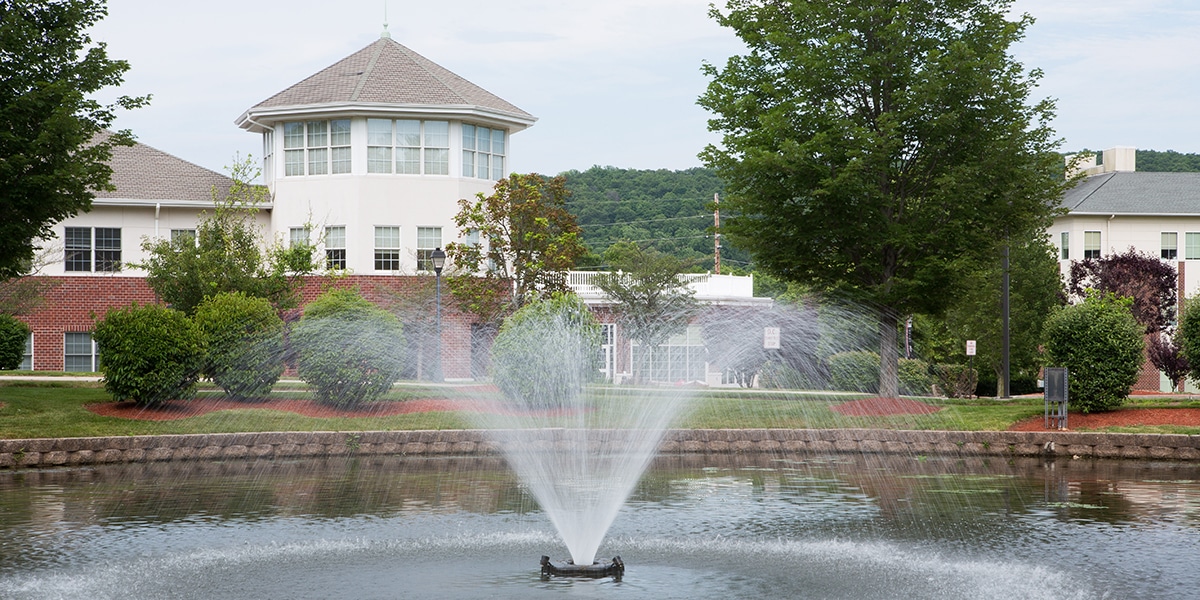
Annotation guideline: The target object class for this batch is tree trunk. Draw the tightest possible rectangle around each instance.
[879,310,900,398]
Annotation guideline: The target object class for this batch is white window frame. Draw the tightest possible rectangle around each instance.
[64,332,98,372]
[325,226,346,270]
[1060,231,1069,260]
[1187,232,1200,260]
[416,227,442,272]
[65,227,121,272]
[20,332,32,371]
[283,119,350,176]
[289,227,311,248]
[462,124,505,180]
[374,226,401,271]
[1163,232,1178,260]
[367,119,449,175]
[1083,231,1101,259]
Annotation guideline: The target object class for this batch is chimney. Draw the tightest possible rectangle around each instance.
[1102,146,1136,172]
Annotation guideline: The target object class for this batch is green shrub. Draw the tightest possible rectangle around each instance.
[0,314,30,370]
[828,351,879,393]
[92,303,205,405]
[193,292,285,401]
[491,293,601,406]
[899,358,933,396]
[1042,291,1144,413]
[759,360,817,390]
[933,364,979,398]
[291,289,404,407]
[1178,296,1200,385]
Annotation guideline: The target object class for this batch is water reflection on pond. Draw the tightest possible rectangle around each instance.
[2,453,1198,599]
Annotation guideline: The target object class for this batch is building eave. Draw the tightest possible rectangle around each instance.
[236,102,537,133]
[91,198,274,210]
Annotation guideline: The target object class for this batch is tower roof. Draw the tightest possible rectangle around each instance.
[238,37,534,130]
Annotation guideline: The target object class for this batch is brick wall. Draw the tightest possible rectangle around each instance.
[18,275,482,379]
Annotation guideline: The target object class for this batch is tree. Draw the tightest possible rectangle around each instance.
[1042,291,1144,413]
[592,242,698,382]
[913,231,1065,394]
[1068,248,1176,334]
[0,0,148,279]
[1147,333,1188,393]
[699,0,1068,397]
[137,158,317,315]
[445,173,587,323]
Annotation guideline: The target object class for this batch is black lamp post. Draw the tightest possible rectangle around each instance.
[431,247,446,382]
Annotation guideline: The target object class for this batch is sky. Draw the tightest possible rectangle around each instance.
[88,0,1200,178]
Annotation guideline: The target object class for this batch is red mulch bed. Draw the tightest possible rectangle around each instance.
[830,397,943,416]
[85,397,575,421]
[1007,407,1200,431]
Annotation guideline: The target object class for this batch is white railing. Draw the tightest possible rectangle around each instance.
[567,271,757,301]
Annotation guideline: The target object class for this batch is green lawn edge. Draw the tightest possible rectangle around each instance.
[1,379,1198,439]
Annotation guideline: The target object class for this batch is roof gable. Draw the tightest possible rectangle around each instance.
[248,37,532,119]
[93,132,233,202]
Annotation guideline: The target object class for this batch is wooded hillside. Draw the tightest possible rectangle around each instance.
[559,166,750,271]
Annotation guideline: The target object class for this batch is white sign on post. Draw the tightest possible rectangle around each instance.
[764,327,781,349]
[966,340,977,356]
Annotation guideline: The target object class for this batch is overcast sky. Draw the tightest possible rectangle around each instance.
[89,0,1200,178]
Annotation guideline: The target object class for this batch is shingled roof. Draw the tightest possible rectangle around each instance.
[90,132,233,202]
[246,37,532,121]
[1061,172,1200,215]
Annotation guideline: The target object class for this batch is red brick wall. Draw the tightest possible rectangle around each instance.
[18,275,482,379]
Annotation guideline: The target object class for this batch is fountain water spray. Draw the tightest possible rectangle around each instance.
[470,294,695,568]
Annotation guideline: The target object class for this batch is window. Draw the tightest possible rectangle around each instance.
[64,332,98,372]
[367,119,449,175]
[1163,232,1178,260]
[65,227,120,272]
[1187,233,1200,260]
[282,119,350,176]
[463,124,505,180]
[1060,232,1069,260]
[171,229,196,244]
[263,129,275,181]
[325,226,346,270]
[1083,231,1101,259]
[416,227,442,272]
[631,326,706,383]
[374,226,401,271]
[19,333,32,370]
[290,227,310,248]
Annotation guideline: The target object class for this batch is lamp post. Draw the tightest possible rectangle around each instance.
[431,247,446,382]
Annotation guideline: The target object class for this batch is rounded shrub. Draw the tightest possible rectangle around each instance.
[92,303,205,405]
[932,364,979,398]
[827,351,880,393]
[1042,291,1144,413]
[193,292,285,401]
[491,293,601,406]
[0,314,30,370]
[1177,297,1200,386]
[292,289,405,407]
[898,358,933,396]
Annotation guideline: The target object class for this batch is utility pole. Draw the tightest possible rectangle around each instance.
[713,192,721,274]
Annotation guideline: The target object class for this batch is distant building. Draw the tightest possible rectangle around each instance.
[1051,147,1200,390]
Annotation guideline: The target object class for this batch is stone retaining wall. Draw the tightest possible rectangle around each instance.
[2,428,1198,469]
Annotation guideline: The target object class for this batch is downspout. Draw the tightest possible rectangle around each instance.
[1108,214,1116,254]
[155,202,161,238]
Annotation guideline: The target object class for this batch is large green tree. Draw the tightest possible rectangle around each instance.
[699,0,1069,396]
[445,173,587,322]
[0,0,148,279]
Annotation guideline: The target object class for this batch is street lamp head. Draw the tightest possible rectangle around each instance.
[431,247,446,275]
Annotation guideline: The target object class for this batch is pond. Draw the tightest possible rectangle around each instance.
[1,452,1198,599]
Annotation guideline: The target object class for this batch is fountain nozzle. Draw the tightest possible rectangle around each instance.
[540,555,624,580]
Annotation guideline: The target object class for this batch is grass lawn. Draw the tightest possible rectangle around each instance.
[0,380,1065,440]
